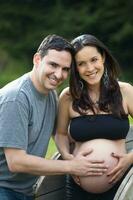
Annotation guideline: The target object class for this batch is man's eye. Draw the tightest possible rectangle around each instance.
[51,63,57,67]
[63,68,70,72]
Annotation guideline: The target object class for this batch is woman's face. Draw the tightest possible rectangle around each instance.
[75,46,105,87]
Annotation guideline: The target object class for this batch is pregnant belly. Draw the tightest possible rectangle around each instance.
[73,139,126,193]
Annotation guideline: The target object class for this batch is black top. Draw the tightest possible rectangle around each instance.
[69,114,129,142]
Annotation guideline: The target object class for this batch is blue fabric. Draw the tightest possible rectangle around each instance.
[0,187,34,200]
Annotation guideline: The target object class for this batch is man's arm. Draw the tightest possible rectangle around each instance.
[4,148,70,175]
[4,148,108,176]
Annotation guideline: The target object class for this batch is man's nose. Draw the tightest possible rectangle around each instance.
[54,69,63,79]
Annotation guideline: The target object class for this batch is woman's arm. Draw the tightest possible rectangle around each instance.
[123,83,133,162]
[108,82,133,183]
[54,87,74,160]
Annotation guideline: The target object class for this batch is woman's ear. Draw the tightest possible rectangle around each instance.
[33,53,41,67]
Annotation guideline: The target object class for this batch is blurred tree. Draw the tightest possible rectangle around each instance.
[0,0,132,82]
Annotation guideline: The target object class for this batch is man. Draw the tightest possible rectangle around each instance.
[0,35,100,200]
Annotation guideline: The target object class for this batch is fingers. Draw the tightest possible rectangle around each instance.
[88,163,108,169]
[73,169,106,177]
[72,175,81,185]
[77,148,93,157]
[108,170,125,184]
[91,159,105,164]
[77,149,105,163]
[87,172,104,176]
[81,164,108,176]
[67,154,74,160]
[88,166,108,173]
[72,160,108,176]
[107,163,125,184]
[72,151,109,176]
[111,152,122,159]
[107,166,118,176]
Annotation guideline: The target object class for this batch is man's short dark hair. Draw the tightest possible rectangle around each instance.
[37,34,75,59]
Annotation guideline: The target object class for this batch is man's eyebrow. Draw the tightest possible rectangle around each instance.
[48,61,59,65]
[48,60,71,68]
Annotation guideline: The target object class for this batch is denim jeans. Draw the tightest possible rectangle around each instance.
[0,187,34,200]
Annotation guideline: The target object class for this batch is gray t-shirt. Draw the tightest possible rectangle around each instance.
[0,73,58,196]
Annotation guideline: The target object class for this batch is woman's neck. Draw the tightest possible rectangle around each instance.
[88,85,100,104]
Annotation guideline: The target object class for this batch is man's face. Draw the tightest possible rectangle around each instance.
[33,49,72,94]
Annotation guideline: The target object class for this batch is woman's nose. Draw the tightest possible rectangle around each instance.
[86,62,94,71]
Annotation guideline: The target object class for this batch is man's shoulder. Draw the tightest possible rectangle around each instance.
[0,73,30,104]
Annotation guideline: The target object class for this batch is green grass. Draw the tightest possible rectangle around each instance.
[129,116,133,124]
[46,138,57,159]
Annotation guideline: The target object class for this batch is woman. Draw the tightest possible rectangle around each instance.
[55,34,133,200]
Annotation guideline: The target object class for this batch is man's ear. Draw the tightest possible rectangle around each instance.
[33,53,41,67]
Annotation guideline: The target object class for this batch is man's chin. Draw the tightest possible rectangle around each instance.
[46,81,61,90]
[48,84,58,90]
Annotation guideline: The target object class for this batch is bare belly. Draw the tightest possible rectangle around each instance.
[73,139,126,193]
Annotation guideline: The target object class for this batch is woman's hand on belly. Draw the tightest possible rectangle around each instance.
[107,152,132,184]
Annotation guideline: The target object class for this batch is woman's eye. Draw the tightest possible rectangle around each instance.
[91,58,98,63]
[78,62,85,66]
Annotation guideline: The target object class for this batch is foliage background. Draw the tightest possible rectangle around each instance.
[0,0,133,89]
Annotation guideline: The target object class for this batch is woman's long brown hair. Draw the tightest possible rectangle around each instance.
[70,34,126,117]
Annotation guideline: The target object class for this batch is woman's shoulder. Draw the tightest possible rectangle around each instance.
[119,81,133,106]
[119,81,133,94]
[119,81,133,115]
[59,87,72,102]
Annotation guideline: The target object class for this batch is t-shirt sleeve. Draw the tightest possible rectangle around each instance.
[0,100,29,150]
[51,90,58,136]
